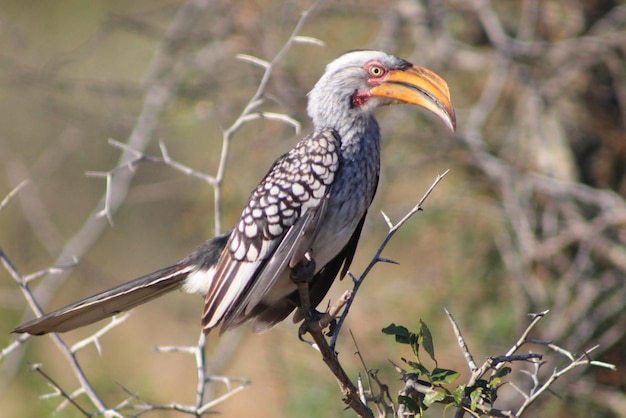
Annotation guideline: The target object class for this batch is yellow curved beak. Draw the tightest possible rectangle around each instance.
[370,66,456,132]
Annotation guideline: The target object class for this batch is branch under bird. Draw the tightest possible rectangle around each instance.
[14,50,455,336]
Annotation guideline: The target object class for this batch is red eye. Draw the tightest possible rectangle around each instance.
[368,64,386,78]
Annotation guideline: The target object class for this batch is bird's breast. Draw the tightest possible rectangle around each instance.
[259,143,381,307]
[310,136,381,269]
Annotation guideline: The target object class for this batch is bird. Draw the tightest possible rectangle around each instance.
[14,50,455,336]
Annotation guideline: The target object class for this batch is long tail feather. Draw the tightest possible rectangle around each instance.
[13,263,193,335]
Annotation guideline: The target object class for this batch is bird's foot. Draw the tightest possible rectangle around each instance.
[298,308,336,341]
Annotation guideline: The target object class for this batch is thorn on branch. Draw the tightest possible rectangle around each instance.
[31,364,91,416]
[293,35,325,46]
[235,53,270,69]
[70,314,130,355]
[377,257,399,265]
[380,210,393,229]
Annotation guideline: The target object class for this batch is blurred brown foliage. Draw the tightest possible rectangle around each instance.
[1,0,625,417]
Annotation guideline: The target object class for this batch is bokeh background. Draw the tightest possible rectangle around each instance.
[1,0,625,416]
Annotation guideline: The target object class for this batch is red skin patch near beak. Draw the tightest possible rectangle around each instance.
[351,91,371,108]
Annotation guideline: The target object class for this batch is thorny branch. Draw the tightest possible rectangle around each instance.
[3,0,625,416]
[212,0,324,234]
[331,170,450,350]
[297,172,449,418]
[447,309,615,418]
[3,0,326,416]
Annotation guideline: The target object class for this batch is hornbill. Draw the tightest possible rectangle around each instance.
[14,50,455,336]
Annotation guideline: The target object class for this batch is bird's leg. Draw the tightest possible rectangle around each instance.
[290,250,316,315]
[291,251,341,339]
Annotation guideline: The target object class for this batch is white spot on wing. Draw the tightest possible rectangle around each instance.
[244,223,258,238]
[312,164,327,176]
[313,186,326,198]
[247,244,259,260]
[234,241,247,260]
[268,222,283,236]
[265,204,278,216]
[292,183,305,196]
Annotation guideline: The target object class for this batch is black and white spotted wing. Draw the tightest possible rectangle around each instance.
[201,129,341,333]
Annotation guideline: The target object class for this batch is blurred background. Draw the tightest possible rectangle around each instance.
[1,0,625,416]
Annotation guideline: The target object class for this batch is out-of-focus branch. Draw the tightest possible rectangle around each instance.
[449,5,626,413]
[3,250,108,412]
[24,0,215,327]
[70,2,326,413]
[4,0,215,414]
[0,179,28,213]
[445,309,614,418]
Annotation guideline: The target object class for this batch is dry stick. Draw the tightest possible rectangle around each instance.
[3,251,109,412]
[70,315,131,355]
[391,361,516,418]
[468,310,549,416]
[125,377,248,416]
[96,1,325,414]
[350,329,392,416]
[514,346,608,416]
[451,311,548,418]
[0,179,28,213]
[6,0,214,414]
[350,329,375,401]
[33,365,93,417]
[305,325,374,418]
[445,308,477,373]
[76,1,325,414]
[193,1,324,412]
[299,172,450,418]
[194,332,209,410]
[331,170,450,349]
[212,0,323,234]
[95,139,218,185]
[490,311,549,375]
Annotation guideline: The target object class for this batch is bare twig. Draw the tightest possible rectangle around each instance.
[213,0,324,234]
[331,170,450,349]
[0,179,28,213]
[445,308,478,372]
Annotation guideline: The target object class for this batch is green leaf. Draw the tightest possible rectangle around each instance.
[470,387,483,411]
[397,395,420,413]
[452,385,466,405]
[423,390,446,407]
[419,319,436,364]
[431,368,460,384]
[382,324,413,344]
[489,377,501,389]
